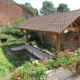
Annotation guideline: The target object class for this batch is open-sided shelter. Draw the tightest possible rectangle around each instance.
[18,10,80,52]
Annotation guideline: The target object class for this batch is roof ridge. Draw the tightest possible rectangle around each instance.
[57,9,80,14]
[29,10,80,19]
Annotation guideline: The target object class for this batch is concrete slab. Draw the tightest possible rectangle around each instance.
[11,45,25,51]
[25,45,51,59]
[46,67,73,80]
[11,45,51,59]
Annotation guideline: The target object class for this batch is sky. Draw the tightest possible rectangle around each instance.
[14,0,80,11]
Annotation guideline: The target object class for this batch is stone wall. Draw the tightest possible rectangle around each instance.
[60,34,78,50]
[37,32,78,50]
[0,2,29,26]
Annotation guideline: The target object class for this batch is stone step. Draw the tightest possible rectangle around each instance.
[46,67,73,80]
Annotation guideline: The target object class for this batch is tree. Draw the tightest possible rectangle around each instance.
[21,2,38,17]
[40,1,56,15]
[57,3,70,12]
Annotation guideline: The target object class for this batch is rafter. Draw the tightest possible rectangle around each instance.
[73,22,79,27]
[66,25,79,30]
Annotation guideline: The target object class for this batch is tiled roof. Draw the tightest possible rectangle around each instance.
[18,10,80,33]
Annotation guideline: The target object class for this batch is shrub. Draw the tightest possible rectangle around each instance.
[10,49,80,80]
[10,61,48,80]
[15,18,26,26]
[2,18,25,38]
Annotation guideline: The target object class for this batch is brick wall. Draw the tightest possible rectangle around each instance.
[0,2,29,26]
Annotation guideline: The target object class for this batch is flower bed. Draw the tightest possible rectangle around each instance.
[64,29,77,42]
[9,48,80,80]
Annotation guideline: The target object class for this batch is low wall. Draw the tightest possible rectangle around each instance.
[37,32,78,51]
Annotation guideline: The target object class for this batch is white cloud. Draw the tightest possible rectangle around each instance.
[30,2,42,10]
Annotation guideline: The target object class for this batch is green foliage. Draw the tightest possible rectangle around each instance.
[57,3,70,12]
[0,47,14,80]
[1,18,25,38]
[29,40,37,45]
[51,47,56,58]
[10,61,48,80]
[29,31,42,45]
[21,2,38,17]
[40,1,56,15]
[9,48,80,79]
[15,18,25,26]
[51,47,55,53]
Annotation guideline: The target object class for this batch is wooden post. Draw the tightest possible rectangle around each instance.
[42,32,45,43]
[56,34,61,52]
[76,29,80,48]
[26,30,28,43]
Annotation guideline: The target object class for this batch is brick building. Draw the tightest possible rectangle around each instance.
[0,0,31,26]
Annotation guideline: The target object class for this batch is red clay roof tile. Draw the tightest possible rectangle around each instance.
[18,10,80,33]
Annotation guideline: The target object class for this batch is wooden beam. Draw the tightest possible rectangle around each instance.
[18,28,59,35]
[76,29,80,48]
[60,22,79,34]
[20,29,26,35]
[66,26,79,30]
[26,30,29,43]
[73,22,79,27]
[56,34,61,52]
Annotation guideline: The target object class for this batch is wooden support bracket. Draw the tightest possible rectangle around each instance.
[73,22,79,27]
[20,29,26,35]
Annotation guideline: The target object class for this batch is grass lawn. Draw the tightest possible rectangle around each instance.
[0,38,39,80]
[0,40,26,80]
[0,45,14,80]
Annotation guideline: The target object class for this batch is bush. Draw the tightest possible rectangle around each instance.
[1,18,25,38]
[10,48,80,80]
[10,61,48,80]
[15,18,26,26]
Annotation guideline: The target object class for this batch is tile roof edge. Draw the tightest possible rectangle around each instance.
[28,10,80,19]
[58,15,80,33]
